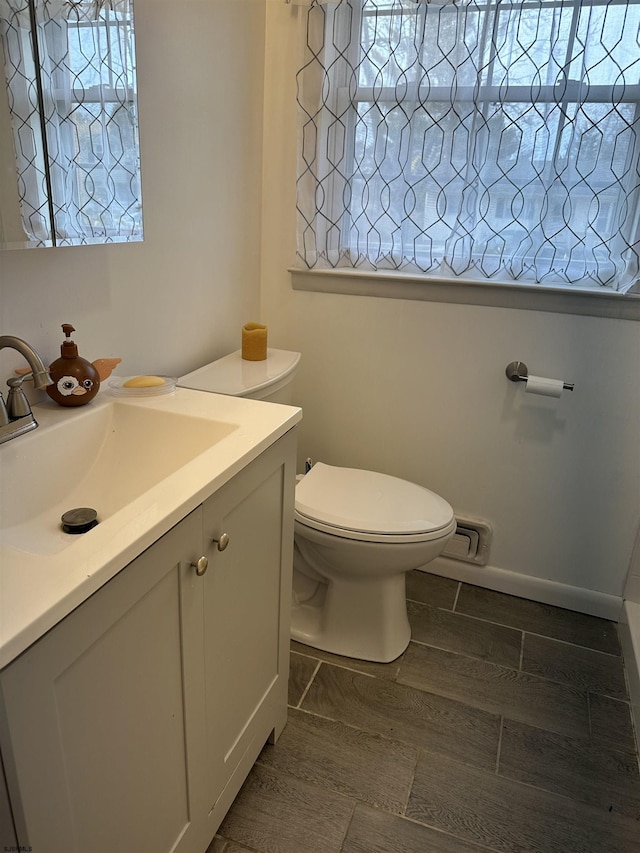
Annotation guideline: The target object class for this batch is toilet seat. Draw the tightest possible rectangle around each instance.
[295,462,456,544]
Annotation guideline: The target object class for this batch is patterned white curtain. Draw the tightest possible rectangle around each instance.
[296,0,640,290]
[0,0,142,245]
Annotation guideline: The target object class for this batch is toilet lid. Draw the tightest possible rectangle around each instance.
[295,463,454,540]
[178,349,300,397]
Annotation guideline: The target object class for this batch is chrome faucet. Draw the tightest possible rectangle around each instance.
[0,336,51,445]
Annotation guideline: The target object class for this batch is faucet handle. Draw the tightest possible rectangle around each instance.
[0,394,9,427]
[6,378,32,419]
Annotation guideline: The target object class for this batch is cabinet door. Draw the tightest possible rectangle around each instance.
[0,509,208,853]
[202,431,296,818]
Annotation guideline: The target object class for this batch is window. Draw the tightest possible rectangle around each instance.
[62,5,141,238]
[296,0,640,291]
[0,0,142,246]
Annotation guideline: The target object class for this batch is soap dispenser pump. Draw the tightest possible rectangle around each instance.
[46,324,100,407]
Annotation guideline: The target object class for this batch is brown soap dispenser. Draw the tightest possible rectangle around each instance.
[46,324,100,407]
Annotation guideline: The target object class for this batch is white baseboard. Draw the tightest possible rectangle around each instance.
[422,557,624,622]
[618,601,640,757]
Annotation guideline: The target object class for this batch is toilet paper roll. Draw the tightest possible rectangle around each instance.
[525,375,564,398]
[242,322,267,361]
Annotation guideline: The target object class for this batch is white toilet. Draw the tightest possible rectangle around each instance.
[179,349,456,663]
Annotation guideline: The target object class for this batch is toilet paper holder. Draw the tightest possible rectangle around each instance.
[506,361,574,391]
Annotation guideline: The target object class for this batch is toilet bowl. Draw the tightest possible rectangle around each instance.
[292,462,456,662]
[179,349,456,663]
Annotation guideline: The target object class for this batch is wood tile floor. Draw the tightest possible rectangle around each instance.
[211,573,640,853]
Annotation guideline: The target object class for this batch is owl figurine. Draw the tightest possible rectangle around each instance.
[17,324,121,408]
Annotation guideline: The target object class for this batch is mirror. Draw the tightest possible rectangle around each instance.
[0,0,142,248]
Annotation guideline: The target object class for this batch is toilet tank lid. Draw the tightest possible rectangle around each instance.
[295,462,454,536]
[178,349,301,397]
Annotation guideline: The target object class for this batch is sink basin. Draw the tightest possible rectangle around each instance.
[0,388,301,668]
[1,400,237,556]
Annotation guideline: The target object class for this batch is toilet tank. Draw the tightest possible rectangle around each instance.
[178,349,301,404]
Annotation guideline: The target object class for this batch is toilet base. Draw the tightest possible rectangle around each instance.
[290,571,411,663]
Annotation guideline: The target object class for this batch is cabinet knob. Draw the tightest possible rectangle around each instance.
[212,533,230,551]
[191,556,208,576]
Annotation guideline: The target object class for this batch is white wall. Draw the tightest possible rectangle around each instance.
[624,525,640,603]
[620,525,640,752]
[261,3,640,615]
[0,0,266,381]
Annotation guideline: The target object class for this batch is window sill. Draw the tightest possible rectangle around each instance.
[290,268,640,321]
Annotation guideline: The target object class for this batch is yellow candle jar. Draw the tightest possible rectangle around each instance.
[241,322,268,361]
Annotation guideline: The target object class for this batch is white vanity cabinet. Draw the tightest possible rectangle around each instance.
[0,429,296,853]
[202,443,292,824]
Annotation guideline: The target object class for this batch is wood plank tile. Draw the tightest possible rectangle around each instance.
[406,571,459,610]
[300,662,500,771]
[408,601,522,668]
[258,708,417,813]
[456,585,621,655]
[407,750,640,853]
[589,693,637,754]
[290,640,403,680]
[217,764,354,853]
[397,642,589,738]
[207,837,254,853]
[499,718,640,820]
[341,803,491,853]
[288,652,318,707]
[522,633,628,699]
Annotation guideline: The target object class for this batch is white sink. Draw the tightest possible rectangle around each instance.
[0,389,301,668]
[1,401,236,556]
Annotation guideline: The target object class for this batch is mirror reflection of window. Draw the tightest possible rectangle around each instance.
[0,0,143,248]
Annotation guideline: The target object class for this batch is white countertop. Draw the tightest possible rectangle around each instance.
[0,389,301,669]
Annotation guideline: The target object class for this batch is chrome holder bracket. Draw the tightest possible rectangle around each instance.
[506,361,529,383]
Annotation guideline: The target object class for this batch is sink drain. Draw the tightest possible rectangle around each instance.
[61,507,99,534]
